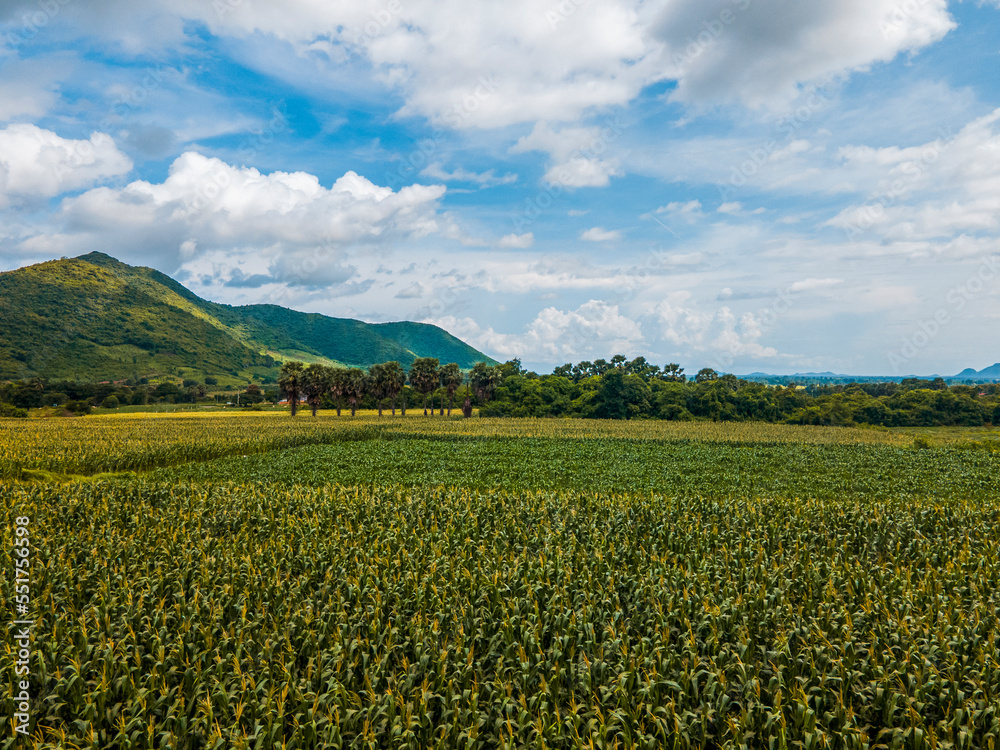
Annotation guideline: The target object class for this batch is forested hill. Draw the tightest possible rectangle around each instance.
[0,253,496,382]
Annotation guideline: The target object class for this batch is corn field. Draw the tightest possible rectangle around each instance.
[1,415,999,748]
[0,413,914,480]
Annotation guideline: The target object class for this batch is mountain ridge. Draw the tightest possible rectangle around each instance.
[0,253,496,382]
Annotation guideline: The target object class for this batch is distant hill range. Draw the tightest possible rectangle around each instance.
[0,253,496,382]
[742,367,1000,384]
[954,363,1000,380]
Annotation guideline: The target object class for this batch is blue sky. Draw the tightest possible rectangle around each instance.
[1,0,999,375]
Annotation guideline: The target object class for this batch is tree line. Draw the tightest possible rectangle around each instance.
[3,354,999,427]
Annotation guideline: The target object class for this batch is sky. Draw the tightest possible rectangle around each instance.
[1,0,999,376]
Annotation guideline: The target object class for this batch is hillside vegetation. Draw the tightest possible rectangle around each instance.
[0,253,495,382]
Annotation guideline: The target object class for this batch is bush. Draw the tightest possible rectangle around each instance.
[102,396,120,409]
[204,377,218,386]
[0,403,28,419]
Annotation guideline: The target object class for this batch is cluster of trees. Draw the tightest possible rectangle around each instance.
[0,377,278,413]
[277,358,478,417]
[474,361,1000,427]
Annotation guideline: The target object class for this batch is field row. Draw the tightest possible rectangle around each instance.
[0,412,918,479]
[155,437,1000,500]
[2,481,998,749]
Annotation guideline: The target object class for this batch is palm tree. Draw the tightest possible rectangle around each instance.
[328,367,348,416]
[440,363,464,416]
[278,361,305,416]
[367,363,388,416]
[345,368,366,416]
[302,363,331,417]
[409,357,439,416]
[470,362,498,406]
[382,361,406,416]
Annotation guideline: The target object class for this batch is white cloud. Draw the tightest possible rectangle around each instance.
[1,0,959,151]
[204,0,955,122]
[0,125,132,206]
[511,122,624,187]
[655,200,704,222]
[0,57,67,120]
[433,300,644,361]
[827,109,1000,241]
[421,162,517,186]
[654,0,955,108]
[581,227,621,242]
[650,300,778,359]
[788,277,843,293]
[498,232,534,248]
[14,151,449,282]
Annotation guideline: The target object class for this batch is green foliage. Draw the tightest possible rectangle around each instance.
[156,433,1000,500]
[408,357,440,416]
[278,361,305,416]
[0,402,27,418]
[471,359,999,427]
[3,438,999,747]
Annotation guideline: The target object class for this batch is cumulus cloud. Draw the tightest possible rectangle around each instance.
[511,122,624,187]
[433,300,644,361]
[0,0,958,162]
[15,151,449,282]
[650,301,778,360]
[0,125,132,207]
[198,0,955,122]
[497,232,534,249]
[827,109,1000,241]
[654,0,955,108]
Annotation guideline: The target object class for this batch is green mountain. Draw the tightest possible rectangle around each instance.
[0,253,496,383]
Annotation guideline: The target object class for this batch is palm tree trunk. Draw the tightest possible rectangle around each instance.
[378,400,383,417]
[447,394,454,416]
